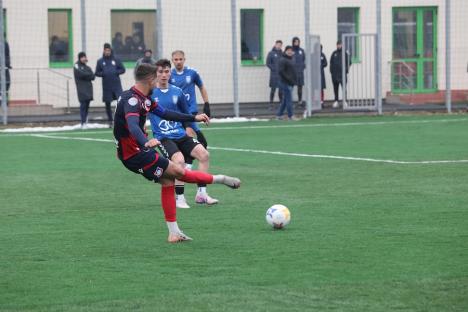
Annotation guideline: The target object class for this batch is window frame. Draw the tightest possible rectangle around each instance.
[337,7,360,64]
[240,8,264,66]
[48,8,73,68]
[110,9,157,68]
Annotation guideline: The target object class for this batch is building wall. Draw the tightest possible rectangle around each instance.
[3,0,467,108]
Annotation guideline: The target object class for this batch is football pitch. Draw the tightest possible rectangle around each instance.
[1,114,468,312]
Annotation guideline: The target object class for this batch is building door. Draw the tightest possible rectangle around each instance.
[392,7,437,93]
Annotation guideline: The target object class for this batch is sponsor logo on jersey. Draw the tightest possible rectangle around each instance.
[154,167,164,178]
[128,97,138,106]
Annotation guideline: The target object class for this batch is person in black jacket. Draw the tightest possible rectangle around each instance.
[266,40,283,109]
[330,40,351,108]
[276,46,297,120]
[320,45,328,106]
[74,52,95,127]
[1,38,11,106]
[95,43,126,126]
[292,37,305,107]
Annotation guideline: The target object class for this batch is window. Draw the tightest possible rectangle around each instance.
[337,8,360,63]
[240,9,263,65]
[48,9,73,67]
[110,10,156,64]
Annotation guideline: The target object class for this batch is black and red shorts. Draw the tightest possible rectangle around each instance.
[121,148,169,183]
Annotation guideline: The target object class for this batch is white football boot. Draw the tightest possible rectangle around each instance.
[167,231,193,243]
[176,195,190,209]
[195,193,219,205]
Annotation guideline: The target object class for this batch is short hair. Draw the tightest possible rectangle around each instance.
[275,40,283,44]
[134,63,157,82]
[171,50,185,57]
[155,58,172,69]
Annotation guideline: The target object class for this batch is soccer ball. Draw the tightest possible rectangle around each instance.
[266,204,291,229]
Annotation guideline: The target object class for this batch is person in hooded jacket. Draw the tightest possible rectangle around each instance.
[95,43,126,126]
[74,52,95,127]
[292,37,305,107]
[266,40,283,109]
[330,40,351,108]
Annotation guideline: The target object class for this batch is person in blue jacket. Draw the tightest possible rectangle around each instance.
[95,43,126,126]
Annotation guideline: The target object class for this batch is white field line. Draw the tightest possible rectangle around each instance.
[2,117,468,136]
[29,134,468,165]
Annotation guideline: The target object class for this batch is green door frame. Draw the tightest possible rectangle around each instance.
[392,6,438,94]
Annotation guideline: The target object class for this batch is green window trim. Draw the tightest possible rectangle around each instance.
[110,9,157,67]
[48,9,73,68]
[337,7,360,64]
[240,9,264,66]
[391,6,438,94]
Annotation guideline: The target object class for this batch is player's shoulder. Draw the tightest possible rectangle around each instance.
[186,66,199,74]
[169,84,184,94]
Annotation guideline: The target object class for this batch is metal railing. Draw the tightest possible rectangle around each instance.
[11,67,72,113]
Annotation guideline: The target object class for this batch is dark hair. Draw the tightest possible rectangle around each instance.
[103,43,111,49]
[134,63,157,82]
[275,40,283,44]
[155,58,171,69]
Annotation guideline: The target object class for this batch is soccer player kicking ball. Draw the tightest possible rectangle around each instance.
[113,63,241,243]
[150,59,218,209]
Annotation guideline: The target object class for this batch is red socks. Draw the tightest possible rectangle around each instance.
[178,169,214,184]
[161,185,176,222]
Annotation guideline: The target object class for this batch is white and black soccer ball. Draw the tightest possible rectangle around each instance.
[266,204,291,229]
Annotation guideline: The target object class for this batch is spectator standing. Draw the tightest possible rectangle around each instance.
[292,37,305,107]
[276,46,297,120]
[266,40,283,109]
[330,40,351,108]
[136,49,156,67]
[320,45,328,107]
[0,37,11,106]
[95,43,126,126]
[112,32,124,57]
[74,52,95,128]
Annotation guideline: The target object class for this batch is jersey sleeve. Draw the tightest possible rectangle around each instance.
[193,70,203,88]
[123,95,141,119]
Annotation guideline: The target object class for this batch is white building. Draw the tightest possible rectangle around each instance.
[3,0,467,112]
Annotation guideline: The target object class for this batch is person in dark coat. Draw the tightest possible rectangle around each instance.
[276,46,297,120]
[135,49,156,67]
[330,40,351,108]
[292,37,305,106]
[266,40,283,109]
[74,52,95,127]
[1,38,11,106]
[95,43,126,125]
[320,45,328,105]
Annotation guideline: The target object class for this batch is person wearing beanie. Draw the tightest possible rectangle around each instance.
[276,45,297,120]
[266,40,283,110]
[73,51,95,128]
[95,43,126,127]
[292,37,305,108]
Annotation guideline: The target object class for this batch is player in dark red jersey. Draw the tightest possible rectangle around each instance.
[113,63,241,243]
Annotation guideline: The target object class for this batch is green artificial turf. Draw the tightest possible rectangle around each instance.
[1,114,467,311]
